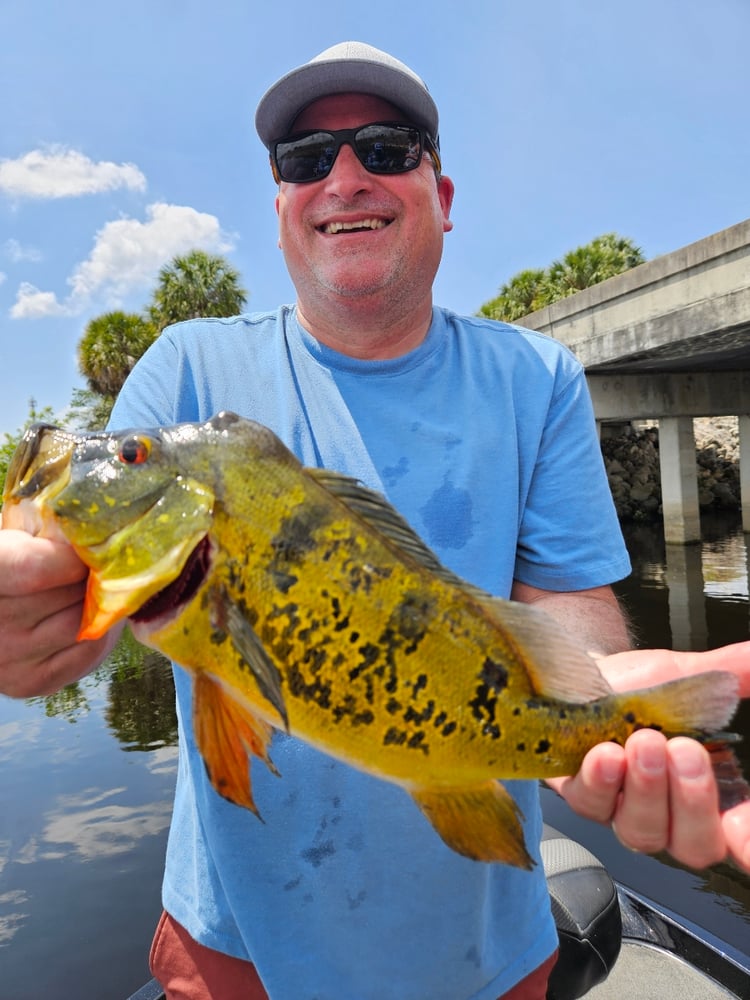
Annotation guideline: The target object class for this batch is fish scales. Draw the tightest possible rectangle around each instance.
[3,411,747,868]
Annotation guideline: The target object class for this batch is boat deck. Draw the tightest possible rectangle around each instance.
[587,940,737,999]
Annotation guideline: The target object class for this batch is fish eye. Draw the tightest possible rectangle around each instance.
[118,435,152,465]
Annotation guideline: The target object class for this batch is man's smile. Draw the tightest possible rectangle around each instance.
[318,217,392,234]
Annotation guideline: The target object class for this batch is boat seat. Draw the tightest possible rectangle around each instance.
[541,824,622,1000]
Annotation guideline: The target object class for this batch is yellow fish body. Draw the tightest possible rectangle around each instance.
[3,412,746,868]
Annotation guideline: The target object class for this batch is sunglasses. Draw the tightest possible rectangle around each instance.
[270,122,441,184]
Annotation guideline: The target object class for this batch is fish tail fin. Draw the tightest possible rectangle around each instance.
[411,781,535,869]
[622,671,749,812]
[623,670,739,735]
[703,737,750,812]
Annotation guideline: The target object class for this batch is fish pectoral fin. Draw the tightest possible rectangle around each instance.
[411,781,535,870]
[209,588,290,732]
[193,671,279,817]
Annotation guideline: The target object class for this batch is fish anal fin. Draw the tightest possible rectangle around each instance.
[193,671,279,817]
[411,781,535,869]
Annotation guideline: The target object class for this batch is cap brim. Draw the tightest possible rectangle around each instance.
[255,57,439,148]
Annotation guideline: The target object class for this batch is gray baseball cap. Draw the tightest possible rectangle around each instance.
[255,41,439,148]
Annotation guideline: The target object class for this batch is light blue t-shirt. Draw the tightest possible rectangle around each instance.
[110,305,630,1000]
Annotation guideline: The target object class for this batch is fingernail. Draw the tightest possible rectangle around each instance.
[671,743,707,780]
[635,743,665,774]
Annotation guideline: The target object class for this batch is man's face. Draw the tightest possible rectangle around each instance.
[275,93,454,320]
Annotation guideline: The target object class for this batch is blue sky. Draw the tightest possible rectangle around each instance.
[1,0,748,435]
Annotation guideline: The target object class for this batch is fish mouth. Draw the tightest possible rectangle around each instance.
[130,535,212,627]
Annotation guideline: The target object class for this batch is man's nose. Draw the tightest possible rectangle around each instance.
[322,142,373,194]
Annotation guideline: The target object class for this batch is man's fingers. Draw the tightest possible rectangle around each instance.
[611,730,670,854]
[550,742,626,823]
[664,737,725,868]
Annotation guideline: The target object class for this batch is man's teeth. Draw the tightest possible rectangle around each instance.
[322,219,388,234]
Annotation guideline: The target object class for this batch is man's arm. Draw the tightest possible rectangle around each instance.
[510,581,633,656]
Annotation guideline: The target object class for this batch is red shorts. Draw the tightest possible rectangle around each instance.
[150,910,558,1000]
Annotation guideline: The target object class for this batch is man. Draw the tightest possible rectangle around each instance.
[1,42,749,1000]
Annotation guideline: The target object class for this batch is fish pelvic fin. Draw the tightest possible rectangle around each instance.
[193,671,279,817]
[411,781,535,869]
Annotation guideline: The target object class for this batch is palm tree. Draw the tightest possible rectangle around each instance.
[479,234,645,322]
[78,311,158,398]
[148,250,247,332]
[546,234,645,297]
[478,268,551,323]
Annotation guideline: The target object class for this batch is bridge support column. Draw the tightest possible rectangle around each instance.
[740,414,750,533]
[659,417,701,544]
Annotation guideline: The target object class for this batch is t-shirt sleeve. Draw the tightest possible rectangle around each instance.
[513,367,631,591]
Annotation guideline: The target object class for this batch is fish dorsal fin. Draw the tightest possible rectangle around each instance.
[307,469,611,704]
[307,468,480,589]
[475,595,613,702]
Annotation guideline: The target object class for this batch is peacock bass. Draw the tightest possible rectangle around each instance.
[3,412,746,869]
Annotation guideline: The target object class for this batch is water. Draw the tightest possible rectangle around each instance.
[1,517,749,999]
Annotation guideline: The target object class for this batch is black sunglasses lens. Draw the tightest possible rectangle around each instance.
[275,132,338,182]
[274,125,424,182]
[353,125,422,174]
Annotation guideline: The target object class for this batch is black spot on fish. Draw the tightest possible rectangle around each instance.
[271,569,298,594]
[384,593,436,655]
[516,742,526,752]
[411,673,428,698]
[434,711,447,727]
[386,697,402,715]
[624,711,636,724]
[441,721,457,737]
[403,700,435,725]
[535,739,551,754]
[469,682,497,727]
[407,731,429,754]
[331,695,374,727]
[286,664,332,709]
[480,657,509,693]
[383,726,407,747]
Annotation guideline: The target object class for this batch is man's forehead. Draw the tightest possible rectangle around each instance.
[290,93,407,132]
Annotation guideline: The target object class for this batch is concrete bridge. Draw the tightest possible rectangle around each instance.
[518,218,750,544]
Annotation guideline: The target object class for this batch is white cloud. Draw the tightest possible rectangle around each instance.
[0,146,146,200]
[4,238,42,263]
[10,282,69,319]
[10,202,236,319]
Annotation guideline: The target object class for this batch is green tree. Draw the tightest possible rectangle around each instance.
[546,233,645,297]
[148,249,247,332]
[479,233,645,322]
[75,311,158,428]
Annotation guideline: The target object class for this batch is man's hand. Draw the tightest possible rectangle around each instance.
[0,529,120,698]
[549,643,750,873]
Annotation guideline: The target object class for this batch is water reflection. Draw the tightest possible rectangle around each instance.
[0,641,178,999]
